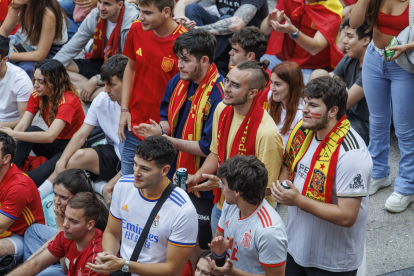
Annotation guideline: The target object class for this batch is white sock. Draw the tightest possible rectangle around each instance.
[38,179,54,200]
[93,181,107,195]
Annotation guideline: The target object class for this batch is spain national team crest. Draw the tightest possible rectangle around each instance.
[309,169,326,198]
[241,232,253,249]
[152,214,160,228]
[161,57,174,72]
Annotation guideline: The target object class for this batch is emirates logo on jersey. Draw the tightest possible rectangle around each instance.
[241,232,252,249]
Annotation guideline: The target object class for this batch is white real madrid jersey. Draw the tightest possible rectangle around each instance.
[110,175,198,276]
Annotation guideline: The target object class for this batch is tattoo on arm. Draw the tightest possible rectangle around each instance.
[200,4,258,35]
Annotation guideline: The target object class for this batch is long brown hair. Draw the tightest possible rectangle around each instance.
[34,60,81,125]
[269,62,304,135]
[366,0,408,32]
[12,0,67,46]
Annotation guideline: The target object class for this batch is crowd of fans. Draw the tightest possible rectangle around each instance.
[0,0,411,274]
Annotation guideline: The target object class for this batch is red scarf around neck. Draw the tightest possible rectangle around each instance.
[213,96,264,203]
[85,6,125,61]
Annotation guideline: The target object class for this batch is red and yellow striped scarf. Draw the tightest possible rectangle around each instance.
[283,115,350,203]
[168,63,219,181]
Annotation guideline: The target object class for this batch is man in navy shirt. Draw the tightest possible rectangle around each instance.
[135,29,223,252]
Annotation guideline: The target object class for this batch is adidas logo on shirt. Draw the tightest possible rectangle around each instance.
[122,205,129,212]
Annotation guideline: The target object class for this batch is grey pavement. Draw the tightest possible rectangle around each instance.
[33,0,412,274]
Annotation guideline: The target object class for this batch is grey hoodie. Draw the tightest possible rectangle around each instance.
[54,2,139,67]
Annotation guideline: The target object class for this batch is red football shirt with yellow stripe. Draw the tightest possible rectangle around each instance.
[25,91,85,140]
[0,164,45,238]
[123,21,187,140]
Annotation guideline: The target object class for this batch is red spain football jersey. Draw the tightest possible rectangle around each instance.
[25,91,85,140]
[123,21,187,140]
[48,229,107,276]
[0,164,45,238]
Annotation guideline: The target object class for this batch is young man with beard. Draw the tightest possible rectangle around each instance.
[7,192,106,276]
[87,136,198,276]
[118,0,187,176]
[134,28,223,250]
[311,19,372,146]
[0,132,44,263]
[271,77,372,275]
[207,155,287,276]
[53,0,138,102]
[186,60,284,235]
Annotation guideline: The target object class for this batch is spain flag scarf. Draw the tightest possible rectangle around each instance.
[266,0,343,69]
[283,115,350,203]
[86,6,125,61]
[168,63,219,178]
[213,96,264,203]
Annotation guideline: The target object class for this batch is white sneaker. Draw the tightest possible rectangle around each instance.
[384,192,414,213]
[369,175,391,195]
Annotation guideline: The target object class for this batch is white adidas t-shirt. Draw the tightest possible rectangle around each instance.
[276,99,304,151]
[83,92,121,158]
[286,128,372,272]
[218,200,287,274]
[110,175,198,276]
[0,62,33,122]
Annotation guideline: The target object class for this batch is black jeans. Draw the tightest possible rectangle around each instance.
[286,253,358,276]
[14,126,70,187]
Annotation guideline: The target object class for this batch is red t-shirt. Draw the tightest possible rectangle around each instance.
[0,164,45,238]
[275,0,340,70]
[123,21,186,139]
[25,91,85,140]
[48,229,107,276]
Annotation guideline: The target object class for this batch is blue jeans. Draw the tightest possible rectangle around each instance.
[119,126,141,176]
[210,204,222,236]
[23,223,65,276]
[59,0,81,40]
[362,41,414,195]
[261,54,313,85]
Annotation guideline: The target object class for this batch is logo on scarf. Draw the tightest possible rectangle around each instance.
[161,57,175,72]
[309,169,326,197]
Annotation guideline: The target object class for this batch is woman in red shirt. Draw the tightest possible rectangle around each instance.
[0,59,84,187]
[350,0,414,213]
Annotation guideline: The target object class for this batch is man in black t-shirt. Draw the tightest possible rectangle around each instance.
[174,0,268,75]
[309,19,372,146]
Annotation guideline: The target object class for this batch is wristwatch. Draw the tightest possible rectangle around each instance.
[122,260,130,273]
[290,29,300,39]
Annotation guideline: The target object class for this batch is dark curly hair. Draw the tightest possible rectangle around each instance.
[173,28,217,64]
[217,155,268,205]
[303,76,348,120]
[0,131,16,164]
[135,136,176,168]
